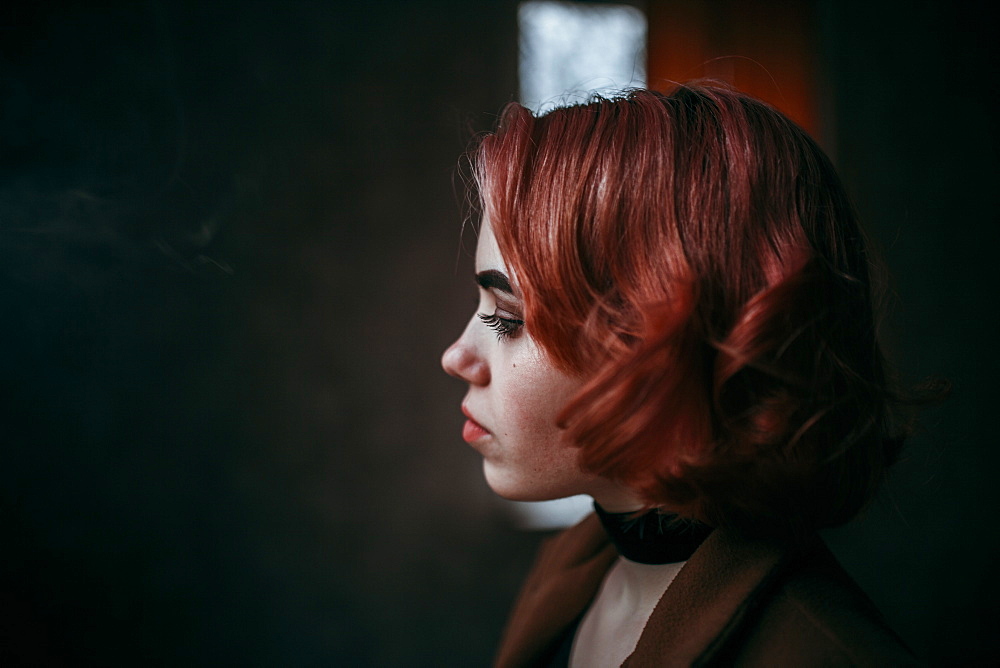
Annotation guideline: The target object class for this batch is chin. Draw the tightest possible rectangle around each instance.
[482,462,583,502]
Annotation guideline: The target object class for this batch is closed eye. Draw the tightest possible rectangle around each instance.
[478,312,524,341]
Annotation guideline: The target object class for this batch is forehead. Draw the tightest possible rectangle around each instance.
[475,218,506,271]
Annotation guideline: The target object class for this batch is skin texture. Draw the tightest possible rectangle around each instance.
[441,220,640,511]
[442,221,685,666]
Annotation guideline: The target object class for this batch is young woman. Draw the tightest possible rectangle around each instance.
[442,83,920,667]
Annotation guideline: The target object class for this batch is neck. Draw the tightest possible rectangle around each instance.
[612,557,686,608]
[589,488,645,514]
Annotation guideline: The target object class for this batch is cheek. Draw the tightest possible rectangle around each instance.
[503,351,580,442]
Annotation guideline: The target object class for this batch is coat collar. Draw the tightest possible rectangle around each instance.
[623,527,808,666]
[494,513,811,667]
[494,513,618,668]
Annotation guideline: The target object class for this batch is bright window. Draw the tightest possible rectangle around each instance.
[518,0,647,113]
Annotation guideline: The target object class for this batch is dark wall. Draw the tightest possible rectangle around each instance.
[1,1,537,665]
[818,1,998,664]
[1,1,996,665]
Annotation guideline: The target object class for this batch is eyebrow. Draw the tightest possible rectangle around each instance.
[475,269,519,296]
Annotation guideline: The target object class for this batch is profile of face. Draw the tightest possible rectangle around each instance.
[441,220,640,510]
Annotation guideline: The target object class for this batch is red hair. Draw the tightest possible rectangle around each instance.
[473,83,911,536]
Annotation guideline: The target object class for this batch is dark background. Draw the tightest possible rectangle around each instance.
[1,1,995,665]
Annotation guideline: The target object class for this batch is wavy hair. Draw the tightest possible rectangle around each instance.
[472,83,916,536]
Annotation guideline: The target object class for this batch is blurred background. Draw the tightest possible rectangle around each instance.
[1,0,995,664]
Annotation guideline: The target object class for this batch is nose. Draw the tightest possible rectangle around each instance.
[441,327,490,386]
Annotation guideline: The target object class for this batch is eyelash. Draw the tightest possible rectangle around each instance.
[478,312,524,341]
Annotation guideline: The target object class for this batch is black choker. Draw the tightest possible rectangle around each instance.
[593,502,713,565]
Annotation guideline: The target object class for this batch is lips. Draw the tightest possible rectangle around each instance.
[461,405,490,443]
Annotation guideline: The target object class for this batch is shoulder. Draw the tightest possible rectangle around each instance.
[627,530,918,667]
[721,538,918,666]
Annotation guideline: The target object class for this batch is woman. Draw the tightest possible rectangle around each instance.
[442,83,919,666]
